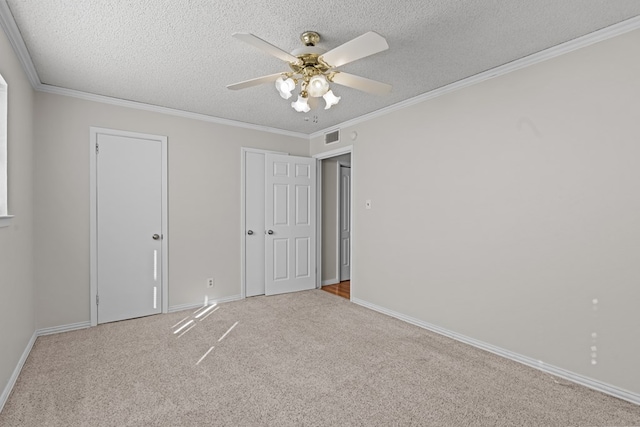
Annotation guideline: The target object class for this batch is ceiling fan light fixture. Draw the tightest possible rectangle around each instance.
[291,94,310,113]
[228,30,391,114]
[307,75,330,97]
[275,76,295,99]
[322,90,341,109]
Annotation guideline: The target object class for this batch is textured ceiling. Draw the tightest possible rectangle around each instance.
[4,0,640,135]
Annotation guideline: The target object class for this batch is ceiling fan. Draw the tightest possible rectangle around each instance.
[226,31,392,113]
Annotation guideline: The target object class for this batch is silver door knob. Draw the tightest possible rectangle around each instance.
[267,230,274,235]
[247,230,254,235]
[152,234,160,240]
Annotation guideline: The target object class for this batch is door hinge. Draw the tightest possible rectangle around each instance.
[96,143,99,154]
[96,294,99,305]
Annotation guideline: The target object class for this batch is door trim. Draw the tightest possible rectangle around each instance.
[313,145,354,298]
[89,127,169,326]
[338,163,351,281]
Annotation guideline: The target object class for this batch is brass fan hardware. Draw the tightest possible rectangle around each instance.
[227,30,392,112]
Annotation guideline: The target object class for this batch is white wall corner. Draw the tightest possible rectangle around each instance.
[0,1,41,89]
[0,331,36,413]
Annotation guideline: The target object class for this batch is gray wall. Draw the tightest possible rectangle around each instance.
[0,28,35,403]
[34,92,308,329]
[3,19,640,403]
[311,29,640,394]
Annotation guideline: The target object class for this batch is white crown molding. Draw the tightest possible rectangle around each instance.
[0,1,307,140]
[3,1,640,140]
[309,15,640,140]
[352,297,640,406]
[0,0,40,88]
[37,84,309,139]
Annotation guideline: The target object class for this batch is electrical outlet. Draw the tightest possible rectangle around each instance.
[207,278,214,288]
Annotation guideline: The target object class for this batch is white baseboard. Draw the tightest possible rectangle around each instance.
[168,294,243,313]
[322,279,339,286]
[1,321,93,412]
[352,297,640,406]
[1,299,246,412]
[0,332,36,413]
[36,321,91,336]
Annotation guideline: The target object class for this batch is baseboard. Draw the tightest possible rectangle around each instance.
[322,279,339,286]
[1,297,245,412]
[352,297,640,406]
[0,331,37,413]
[168,294,243,313]
[36,321,91,336]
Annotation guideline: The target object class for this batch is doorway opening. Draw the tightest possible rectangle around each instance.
[241,146,353,301]
[316,148,352,300]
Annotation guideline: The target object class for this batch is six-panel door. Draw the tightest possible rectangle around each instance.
[265,153,316,295]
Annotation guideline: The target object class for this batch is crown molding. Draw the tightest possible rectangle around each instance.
[0,0,40,88]
[309,14,640,140]
[3,0,639,141]
[37,84,309,139]
[0,0,308,140]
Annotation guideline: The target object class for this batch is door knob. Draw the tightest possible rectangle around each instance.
[152,234,160,240]
[247,230,254,235]
[267,230,274,235]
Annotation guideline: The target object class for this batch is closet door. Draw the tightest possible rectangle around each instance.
[245,151,266,297]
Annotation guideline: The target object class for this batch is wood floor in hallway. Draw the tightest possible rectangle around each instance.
[321,280,350,299]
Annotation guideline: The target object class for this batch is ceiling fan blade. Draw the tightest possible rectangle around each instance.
[232,33,301,64]
[331,72,392,95]
[320,32,389,68]
[226,73,283,90]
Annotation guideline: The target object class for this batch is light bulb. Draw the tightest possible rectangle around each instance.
[323,90,341,109]
[307,75,330,97]
[275,77,295,99]
[291,95,310,113]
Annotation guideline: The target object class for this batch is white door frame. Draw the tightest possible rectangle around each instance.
[240,147,287,298]
[240,146,353,298]
[89,127,169,327]
[313,145,354,297]
[338,162,351,281]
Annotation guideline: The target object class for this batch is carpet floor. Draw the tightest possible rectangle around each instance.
[1,290,639,426]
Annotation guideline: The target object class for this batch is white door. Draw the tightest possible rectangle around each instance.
[339,165,351,281]
[265,153,316,295]
[96,133,163,323]
[245,151,266,297]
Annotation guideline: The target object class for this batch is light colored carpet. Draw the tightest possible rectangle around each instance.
[1,290,639,426]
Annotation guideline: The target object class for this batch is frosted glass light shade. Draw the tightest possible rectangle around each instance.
[275,77,295,99]
[307,75,330,97]
[291,95,310,113]
[323,90,341,109]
